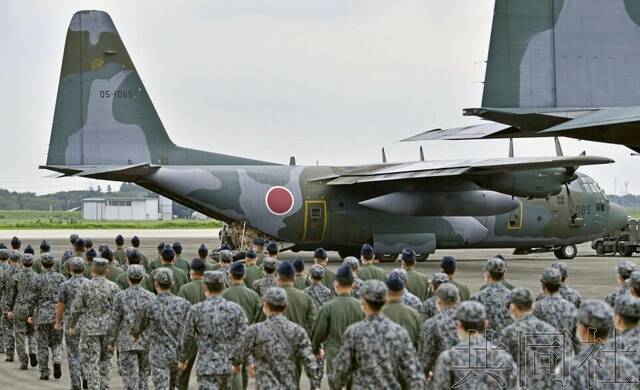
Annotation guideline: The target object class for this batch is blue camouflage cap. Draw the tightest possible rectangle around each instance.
[230,261,245,276]
[92,257,108,269]
[128,265,145,280]
[263,287,287,307]
[309,264,324,279]
[219,250,233,263]
[262,257,277,270]
[204,271,226,284]
[436,283,459,304]
[551,261,569,280]
[342,256,360,270]
[9,250,21,261]
[360,280,387,304]
[617,261,637,279]
[41,252,55,266]
[509,287,533,307]
[614,293,640,318]
[431,273,449,287]
[485,257,506,273]
[22,254,34,266]
[0,249,9,261]
[578,299,613,330]
[385,272,405,292]
[154,268,173,285]
[69,257,85,271]
[454,301,486,322]
[253,238,265,246]
[541,267,562,286]
[389,268,408,285]
[278,261,295,278]
[630,271,640,290]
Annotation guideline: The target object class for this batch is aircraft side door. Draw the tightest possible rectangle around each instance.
[303,200,327,242]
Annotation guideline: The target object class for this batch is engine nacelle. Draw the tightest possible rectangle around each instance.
[472,168,574,199]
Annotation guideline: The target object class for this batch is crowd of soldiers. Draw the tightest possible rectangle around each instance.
[1,234,640,389]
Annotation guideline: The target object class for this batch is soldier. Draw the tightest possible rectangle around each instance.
[500,287,562,389]
[388,268,422,311]
[309,248,336,291]
[110,265,155,390]
[419,273,449,320]
[431,301,518,389]
[266,241,279,262]
[114,234,127,266]
[178,271,248,389]
[0,248,8,354]
[234,287,322,389]
[329,280,425,389]
[358,244,386,281]
[33,240,52,274]
[417,283,460,380]
[342,256,363,298]
[7,253,38,370]
[218,249,233,286]
[84,238,93,251]
[382,271,422,348]
[196,244,217,271]
[440,256,470,301]
[115,249,152,291]
[148,241,166,273]
[24,244,35,256]
[292,258,306,290]
[145,245,189,294]
[0,248,18,361]
[551,261,581,308]
[68,234,79,251]
[10,236,21,250]
[133,268,191,390]
[243,249,261,288]
[31,253,65,380]
[130,236,149,271]
[400,248,429,301]
[303,265,333,309]
[568,300,638,388]
[252,257,277,297]
[479,254,515,291]
[83,248,96,279]
[67,258,121,390]
[172,242,191,276]
[55,257,89,390]
[311,265,364,379]
[100,246,125,283]
[614,293,640,367]
[275,261,315,335]
[470,257,513,335]
[252,238,266,266]
[533,268,577,339]
[605,260,636,307]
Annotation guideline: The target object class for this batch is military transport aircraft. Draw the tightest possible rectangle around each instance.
[404,0,640,153]
[41,11,628,261]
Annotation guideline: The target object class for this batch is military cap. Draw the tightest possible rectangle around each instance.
[0,249,9,261]
[74,238,85,250]
[441,255,456,273]
[230,261,245,276]
[157,241,166,251]
[0,243,5,249]
[41,252,55,266]
[314,247,328,260]
[485,257,506,273]
[40,240,51,252]
[266,241,278,254]
[126,248,141,263]
[10,236,20,250]
[85,248,97,260]
[385,272,405,292]
[9,250,21,261]
[541,267,562,286]
[160,245,175,261]
[360,280,388,304]
[245,249,257,259]
[262,257,277,270]
[101,246,113,261]
[509,287,533,307]
[221,243,232,251]
[309,264,325,279]
[23,244,34,255]
[389,268,408,284]
[617,261,637,279]
[293,258,305,273]
[69,234,79,244]
[22,254,34,266]
[198,244,208,257]
[98,244,107,253]
[219,249,233,262]
[454,301,486,322]
[436,283,459,303]
[401,248,416,262]
[128,265,145,280]
[69,257,85,271]
[360,243,374,257]
[85,238,93,249]
[61,250,74,262]
[115,234,124,245]
[154,268,174,285]
[614,294,640,318]
[253,238,265,246]
[342,256,360,270]
[190,258,206,273]
[278,261,296,278]
[630,271,640,291]
[131,235,140,247]
[263,287,287,307]
[92,258,109,269]
[172,242,183,254]
[551,261,568,280]
[431,273,449,287]
[204,271,226,284]
[335,265,354,284]
[578,299,613,330]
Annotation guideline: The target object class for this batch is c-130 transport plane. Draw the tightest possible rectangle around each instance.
[41,11,627,260]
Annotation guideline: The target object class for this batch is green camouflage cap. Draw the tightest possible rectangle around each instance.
[630,271,640,290]
[127,265,145,280]
[551,261,569,279]
[0,249,9,261]
[432,272,449,285]
[541,267,562,286]
[577,299,613,330]
[204,271,226,284]
[9,250,21,261]
[262,257,277,270]
[614,294,640,318]
[41,252,55,266]
[92,258,108,269]
[263,287,287,307]
[360,280,387,304]
[509,287,533,307]
[617,261,637,279]
[454,301,486,322]
[22,254,34,266]
[484,257,506,273]
[342,256,360,270]
[435,283,459,303]
[69,257,85,271]
[154,268,173,285]
[309,264,325,279]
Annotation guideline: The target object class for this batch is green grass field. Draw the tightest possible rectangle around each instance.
[0,210,222,229]
[626,208,640,219]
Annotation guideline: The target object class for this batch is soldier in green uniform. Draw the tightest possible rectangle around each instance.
[312,265,364,383]
[147,242,166,273]
[273,262,315,335]
[101,247,124,283]
[83,249,96,279]
[400,248,429,301]
[252,238,266,267]
[172,242,191,277]
[130,236,149,271]
[145,245,189,295]
[358,244,386,281]
[439,256,470,301]
[196,244,219,271]
[293,258,306,290]
[382,272,422,348]
[243,250,262,289]
[252,257,277,297]
[114,235,127,266]
[265,241,279,263]
[114,249,152,292]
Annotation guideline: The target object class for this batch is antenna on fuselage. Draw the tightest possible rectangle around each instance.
[554,137,564,157]
[419,146,425,161]
[508,138,514,158]
[382,148,387,163]
[289,156,296,166]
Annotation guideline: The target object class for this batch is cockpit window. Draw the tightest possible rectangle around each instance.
[572,175,601,193]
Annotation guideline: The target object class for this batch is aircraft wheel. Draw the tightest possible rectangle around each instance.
[555,245,577,260]
[379,253,399,262]
[595,242,605,256]
[415,253,429,262]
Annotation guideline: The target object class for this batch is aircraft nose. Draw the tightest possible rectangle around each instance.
[607,202,629,233]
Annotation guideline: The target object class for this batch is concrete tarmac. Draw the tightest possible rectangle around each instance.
[0,230,630,389]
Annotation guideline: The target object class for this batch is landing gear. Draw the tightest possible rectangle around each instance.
[378,253,399,262]
[554,244,577,260]
[618,242,634,257]
[595,241,605,256]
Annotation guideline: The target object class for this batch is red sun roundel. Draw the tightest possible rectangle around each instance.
[265,186,294,216]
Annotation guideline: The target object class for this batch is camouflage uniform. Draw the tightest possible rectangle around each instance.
[32,267,66,377]
[145,264,189,295]
[558,284,582,308]
[7,264,37,368]
[110,278,155,390]
[605,261,636,307]
[0,253,7,354]
[419,296,438,320]
[0,258,19,360]
[471,282,513,334]
[252,273,276,297]
[533,294,577,334]
[402,290,422,312]
[67,272,121,390]
[417,307,459,376]
[303,282,333,309]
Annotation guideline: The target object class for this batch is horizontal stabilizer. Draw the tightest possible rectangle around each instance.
[40,163,159,181]
[542,107,640,134]
[402,123,516,141]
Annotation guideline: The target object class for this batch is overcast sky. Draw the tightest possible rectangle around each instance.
[1,0,638,195]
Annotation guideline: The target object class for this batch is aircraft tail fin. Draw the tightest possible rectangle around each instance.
[47,10,272,168]
[482,0,640,109]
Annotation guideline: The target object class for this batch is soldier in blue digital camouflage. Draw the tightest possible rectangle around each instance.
[470,257,513,335]
[418,283,460,381]
[500,287,563,389]
[31,252,65,380]
[252,257,277,297]
[533,268,577,342]
[613,293,640,368]
[292,258,306,290]
[55,257,89,390]
[178,271,248,389]
[115,249,152,291]
[567,300,638,389]
[133,268,191,390]
[0,248,19,362]
[329,280,425,389]
[0,247,8,355]
[341,257,363,299]
[218,250,233,287]
[440,256,470,301]
[606,261,637,307]
[400,248,430,301]
[358,244,386,282]
[303,264,333,309]
[419,272,449,320]
[110,265,155,390]
[308,248,335,292]
[67,257,121,390]
[7,253,37,370]
[550,261,581,308]
[431,301,518,389]
[234,287,322,390]
[387,268,422,311]
[382,271,422,348]
[628,271,640,300]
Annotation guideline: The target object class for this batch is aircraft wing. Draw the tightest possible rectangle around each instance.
[401,123,518,141]
[311,156,613,185]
